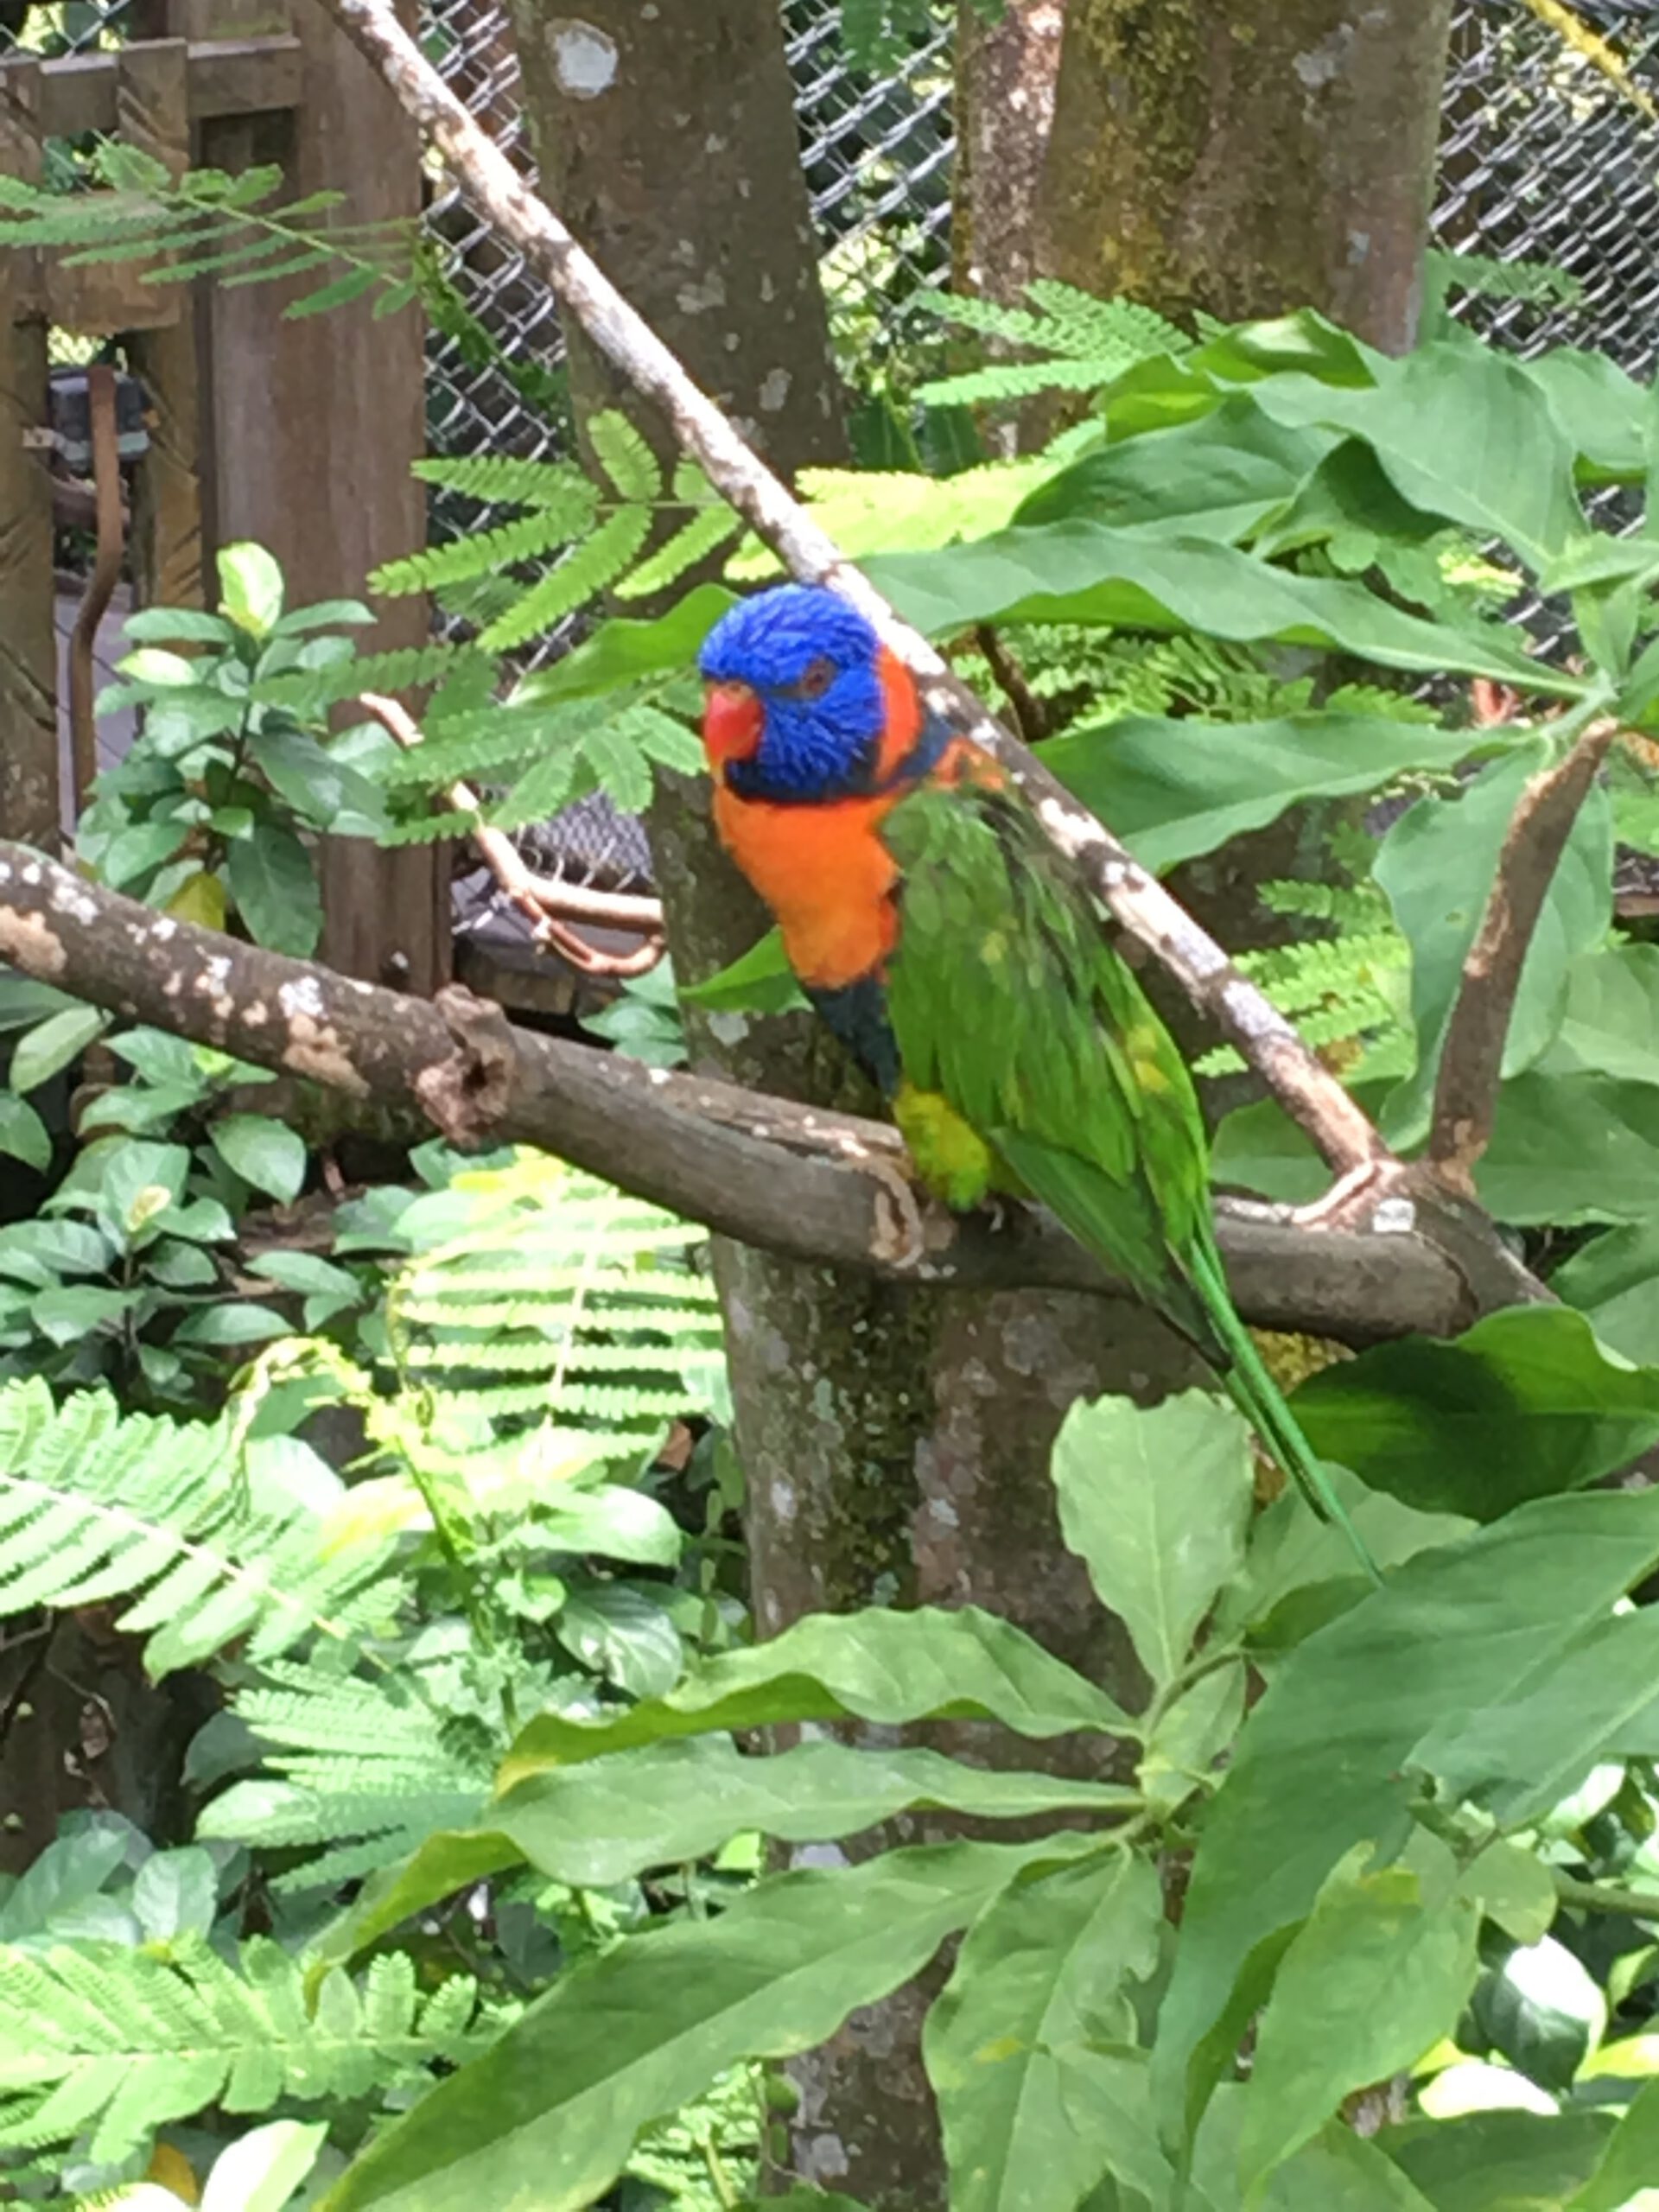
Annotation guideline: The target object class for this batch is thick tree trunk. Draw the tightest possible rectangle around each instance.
[952,0,1068,453]
[1037,0,1455,350]
[513,15,1171,2198]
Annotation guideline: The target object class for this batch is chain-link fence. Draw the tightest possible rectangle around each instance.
[10,0,1659,892]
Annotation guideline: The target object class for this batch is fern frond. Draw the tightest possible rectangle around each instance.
[251,641,475,719]
[588,410,661,502]
[372,700,602,790]
[368,504,589,598]
[0,1936,501,2164]
[0,1382,398,1677]
[615,504,745,599]
[199,1662,492,1890]
[478,506,654,652]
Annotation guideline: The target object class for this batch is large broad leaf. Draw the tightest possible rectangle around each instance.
[1217,1070,1659,1228]
[1014,397,1335,538]
[925,1852,1168,2212]
[1041,712,1477,876]
[1552,1218,1659,1364]
[1238,1840,1482,2198]
[1413,1602,1659,1828]
[861,527,1573,692]
[1533,944,1659,1088]
[1568,2078,1659,2212]
[1248,339,1586,573]
[1193,2088,1439,2212]
[499,1604,1135,1787]
[1378,2110,1615,2212]
[1518,347,1650,483]
[1153,1486,1659,2146]
[316,1839,1091,2212]
[1375,749,1613,1146]
[1290,1306,1659,1519]
[1050,1390,1254,1694]
[319,1739,1137,1973]
[513,583,734,704]
[1480,1070,1659,1225]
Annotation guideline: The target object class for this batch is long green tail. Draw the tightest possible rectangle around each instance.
[1188,1243,1382,1588]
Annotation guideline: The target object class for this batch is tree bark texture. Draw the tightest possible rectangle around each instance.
[952,0,1068,453]
[1038,0,1455,350]
[512,17,1171,2196]
[506,0,848,480]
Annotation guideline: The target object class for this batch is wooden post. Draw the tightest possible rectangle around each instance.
[0,60,58,851]
[183,0,448,994]
[122,38,204,613]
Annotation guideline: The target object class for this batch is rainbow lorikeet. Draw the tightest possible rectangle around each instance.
[699,585,1379,1584]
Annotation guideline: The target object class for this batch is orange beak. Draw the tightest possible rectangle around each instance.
[702,677,765,769]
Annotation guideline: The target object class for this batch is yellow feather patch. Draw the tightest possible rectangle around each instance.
[894,1081,996,1211]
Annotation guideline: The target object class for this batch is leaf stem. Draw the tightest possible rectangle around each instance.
[1553,1872,1659,1920]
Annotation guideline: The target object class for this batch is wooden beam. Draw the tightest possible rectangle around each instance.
[0,36,302,142]
[0,60,58,850]
[124,39,205,614]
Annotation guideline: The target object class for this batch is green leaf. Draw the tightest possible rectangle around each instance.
[1196,2087,1440,2212]
[99,817,191,890]
[1154,1486,1659,2148]
[500,1605,1135,1786]
[512,586,733,704]
[217,542,285,639]
[1381,2109,1613,2212]
[208,1115,306,1204]
[1568,2078,1659,2211]
[1412,1601,1659,1828]
[1376,750,1612,1144]
[680,928,809,1014]
[1239,1841,1482,2199]
[1139,1661,1246,1817]
[170,1302,290,1347]
[925,1852,1167,2212]
[30,1285,139,1343]
[226,825,321,956]
[1478,1071,1659,1225]
[861,527,1579,693]
[316,1840,1085,2212]
[1255,339,1586,573]
[1043,713,1476,876]
[271,599,375,637]
[1050,1390,1254,1693]
[538,1485,682,1570]
[492,1738,1135,1892]
[1292,1306,1659,1520]
[201,2121,328,2212]
[123,607,238,647]
[133,1845,218,1942]
[1553,1218,1659,1363]
[245,1251,360,1299]
[1533,943,1659,1087]
[118,645,202,689]
[10,1004,106,1093]
[0,1096,49,1173]
[1014,396,1332,538]
[1472,1934,1605,2094]
[555,1583,681,1698]
[255,726,387,835]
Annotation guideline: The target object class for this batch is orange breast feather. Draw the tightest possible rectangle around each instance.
[713,785,901,991]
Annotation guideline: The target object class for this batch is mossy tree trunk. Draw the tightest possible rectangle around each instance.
[1035,0,1454,349]
[512,11,1167,2199]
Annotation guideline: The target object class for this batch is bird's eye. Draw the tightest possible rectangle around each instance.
[795,658,836,700]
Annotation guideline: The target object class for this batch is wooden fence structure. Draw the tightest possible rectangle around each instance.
[0,0,448,995]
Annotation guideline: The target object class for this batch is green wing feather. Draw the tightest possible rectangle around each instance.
[881,779,1381,1586]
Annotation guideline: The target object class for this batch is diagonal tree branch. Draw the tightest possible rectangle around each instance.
[1428,715,1618,1192]
[325,0,1395,1197]
[0,840,1479,1342]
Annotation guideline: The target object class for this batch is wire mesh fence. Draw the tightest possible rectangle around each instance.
[8,0,1659,890]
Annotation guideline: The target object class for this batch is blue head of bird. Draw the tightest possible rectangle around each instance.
[699,585,888,801]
